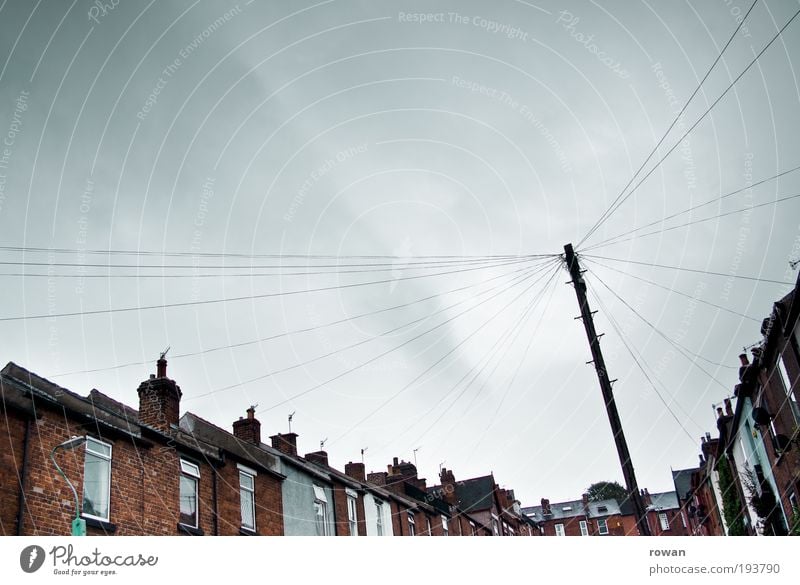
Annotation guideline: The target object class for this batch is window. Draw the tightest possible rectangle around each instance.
[408,511,416,535]
[597,518,608,535]
[492,515,500,535]
[777,357,800,423]
[681,511,687,528]
[179,459,200,528]
[470,520,477,535]
[375,501,385,536]
[426,516,432,535]
[441,515,449,536]
[238,466,256,532]
[82,437,111,521]
[502,521,509,535]
[579,520,589,536]
[597,505,608,513]
[659,512,670,531]
[313,485,328,536]
[555,523,565,536]
[562,506,572,512]
[346,490,358,536]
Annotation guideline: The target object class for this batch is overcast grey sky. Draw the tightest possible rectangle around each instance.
[1,0,799,504]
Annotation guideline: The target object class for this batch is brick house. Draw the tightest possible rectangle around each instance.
[0,358,285,536]
[672,437,726,536]
[523,495,627,536]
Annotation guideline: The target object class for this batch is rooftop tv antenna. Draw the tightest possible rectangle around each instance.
[320,438,328,451]
[160,346,170,360]
[288,411,295,433]
[361,447,368,464]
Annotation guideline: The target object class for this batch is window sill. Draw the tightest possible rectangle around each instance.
[82,516,117,533]
[239,527,258,536]
[177,523,204,536]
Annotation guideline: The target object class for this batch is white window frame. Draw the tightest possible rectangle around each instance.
[313,484,328,536]
[426,516,432,535]
[491,514,500,536]
[469,520,477,535]
[659,512,669,531]
[597,518,608,535]
[441,515,449,536]
[777,356,800,423]
[82,437,112,522]
[346,488,358,536]
[579,520,589,536]
[179,459,200,528]
[555,523,565,536]
[375,500,385,536]
[408,511,416,535]
[237,464,256,532]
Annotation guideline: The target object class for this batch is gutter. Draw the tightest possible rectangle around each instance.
[15,417,32,535]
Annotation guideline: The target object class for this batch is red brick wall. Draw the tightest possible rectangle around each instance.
[215,462,283,536]
[0,411,27,535]
[330,481,351,536]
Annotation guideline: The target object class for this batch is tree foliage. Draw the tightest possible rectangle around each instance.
[717,457,747,536]
[586,481,628,503]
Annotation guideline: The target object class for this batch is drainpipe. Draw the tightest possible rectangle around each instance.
[15,418,32,535]
[212,465,219,536]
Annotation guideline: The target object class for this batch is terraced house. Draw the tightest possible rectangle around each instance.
[0,356,534,537]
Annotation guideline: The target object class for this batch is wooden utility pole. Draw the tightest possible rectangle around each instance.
[564,243,651,536]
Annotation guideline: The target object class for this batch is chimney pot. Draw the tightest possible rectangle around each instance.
[156,357,167,378]
[724,398,733,416]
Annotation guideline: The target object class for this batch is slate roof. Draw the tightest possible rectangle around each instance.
[454,475,495,513]
[672,468,697,501]
[179,412,282,477]
[648,491,679,511]
[522,497,620,521]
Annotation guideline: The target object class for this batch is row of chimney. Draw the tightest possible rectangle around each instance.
[134,357,416,486]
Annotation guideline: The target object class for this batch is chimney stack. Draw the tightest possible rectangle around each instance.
[367,471,387,486]
[270,432,298,456]
[582,492,590,512]
[541,498,551,516]
[305,451,329,467]
[232,406,261,445]
[345,461,366,482]
[439,467,457,506]
[137,356,182,432]
[724,398,734,416]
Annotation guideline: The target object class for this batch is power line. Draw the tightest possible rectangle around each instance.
[585,257,759,323]
[579,5,800,248]
[584,164,800,251]
[193,258,560,404]
[50,261,550,377]
[403,264,563,450]
[0,255,542,271]
[325,260,562,443]
[583,254,793,286]
[0,244,539,260]
[0,255,541,279]
[586,281,703,443]
[461,263,563,457]
[588,269,732,389]
[584,193,800,250]
[0,256,543,323]
[184,262,554,400]
[577,0,761,247]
